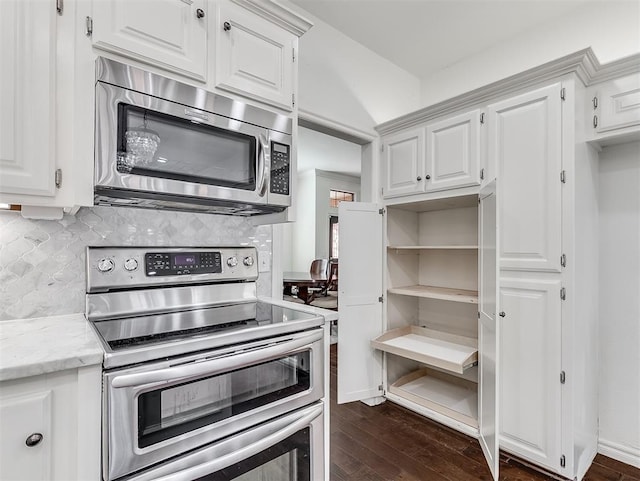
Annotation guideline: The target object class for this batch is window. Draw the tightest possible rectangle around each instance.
[329,216,339,259]
[329,189,354,208]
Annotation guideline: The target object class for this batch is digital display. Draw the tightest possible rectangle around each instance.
[273,143,288,153]
[173,254,197,266]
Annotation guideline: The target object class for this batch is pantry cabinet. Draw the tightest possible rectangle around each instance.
[91,0,209,81]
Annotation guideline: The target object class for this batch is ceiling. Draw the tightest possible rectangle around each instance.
[289,0,595,79]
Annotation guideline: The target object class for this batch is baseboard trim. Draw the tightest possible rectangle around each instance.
[598,438,640,469]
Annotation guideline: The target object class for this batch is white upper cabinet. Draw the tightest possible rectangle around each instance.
[488,83,562,273]
[425,110,481,192]
[382,128,425,198]
[0,0,57,197]
[91,0,208,81]
[214,2,296,110]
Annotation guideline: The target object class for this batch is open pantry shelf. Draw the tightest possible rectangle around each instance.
[371,326,478,374]
[389,368,478,428]
[388,285,478,304]
[388,245,478,253]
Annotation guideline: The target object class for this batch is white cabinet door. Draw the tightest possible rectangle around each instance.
[0,391,52,481]
[0,0,56,197]
[594,73,640,134]
[425,110,481,192]
[383,128,425,198]
[215,2,295,110]
[92,0,208,81]
[489,84,562,273]
[499,276,562,472]
[479,180,499,480]
[337,202,384,404]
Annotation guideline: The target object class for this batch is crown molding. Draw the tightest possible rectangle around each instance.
[230,0,313,37]
[376,48,640,136]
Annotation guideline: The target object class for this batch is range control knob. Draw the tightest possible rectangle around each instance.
[124,258,138,272]
[227,256,238,268]
[243,256,254,267]
[97,258,115,273]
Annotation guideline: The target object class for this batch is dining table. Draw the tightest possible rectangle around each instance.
[283,271,327,304]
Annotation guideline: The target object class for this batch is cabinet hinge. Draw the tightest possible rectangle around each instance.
[380,143,384,152]
[378,384,384,392]
[560,287,566,300]
[592,96,598,110]
[378,208,385,215]
[378,295,384,303]
[480,112,485,124]
[292,49,296,62]
[560,170,566,184]
[560,254,566,268]
[560,371,566,384]
[477,311,480,319]
[292,93,295,107]
[56,0,63,15]
[560,88,566,101]
[55,169,62,189]
[560,455,566,468]
[85,16,93,36]
[480,168,485,180]
[593,115,598,129]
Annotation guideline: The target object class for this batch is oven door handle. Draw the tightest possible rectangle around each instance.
[111,329,323,388]
[140,403,323,481]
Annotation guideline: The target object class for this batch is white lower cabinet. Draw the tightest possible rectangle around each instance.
[0,366,102,481]
[339,187,500,478]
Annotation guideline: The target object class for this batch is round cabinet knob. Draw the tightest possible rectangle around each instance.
[499,311,506,318]
[223,21,231,31]
[25,433,43,447]
[97,258,115,273]
[243,256,254,267]
[124,258,138,272]
[196,8,205,18]
[227,256,238,268]
[425,174,431,180]
[416,176,422,181]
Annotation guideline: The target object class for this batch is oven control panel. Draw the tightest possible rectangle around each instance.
[86,246,258,292]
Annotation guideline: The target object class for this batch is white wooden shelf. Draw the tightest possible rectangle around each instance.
[388,245,478,253]
[388,285,478,304]
[389,368,478,428]
[371,326,478,374]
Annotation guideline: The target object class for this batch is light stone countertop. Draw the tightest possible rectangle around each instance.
[0,313,104,382]
[259,296,339,323]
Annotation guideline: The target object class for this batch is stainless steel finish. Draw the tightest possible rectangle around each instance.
[97,258,115,273]
[196,8,205,18]
[243,256,254,266]
[226,256,238,268]
[223,21,231,31]
[123,258,138,271]
[123,402,325,481]
[55,168,62,188]
[85,16,92,36]
[257,134,268,196]
[499,311,506,317]
[104,329,324,480]
[25,433,43,447]
[86,246,258,293]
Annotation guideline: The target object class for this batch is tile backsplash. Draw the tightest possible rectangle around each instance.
[0,207,272,321]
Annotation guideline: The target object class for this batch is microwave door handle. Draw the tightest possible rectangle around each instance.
[111,329,322,388]
[143,404,323,481]
[257,134,268,196]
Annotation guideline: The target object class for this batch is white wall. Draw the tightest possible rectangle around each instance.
[420,1,640,106]
[291,170,316,272]
[598,141,640,466]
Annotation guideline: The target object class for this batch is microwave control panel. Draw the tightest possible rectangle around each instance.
[145,252,222,276]
[270,141,290,195]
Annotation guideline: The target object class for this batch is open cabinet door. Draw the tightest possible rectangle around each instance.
[337,202,384,404]
[479,180,499,479]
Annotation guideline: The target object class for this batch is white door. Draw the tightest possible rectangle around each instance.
[489,84,562,272]
[215,2,295,110]
[92,0,208,81]
[0,0,56,197]
[499,276,562,471]
[337,202,384,403]
[382,128,425,198]
[479,180,499,479]
[425,110,481,192]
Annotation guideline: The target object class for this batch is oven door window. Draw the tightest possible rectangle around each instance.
[117,104,256,190]
[196,428,310,481]
[137,352,311,448]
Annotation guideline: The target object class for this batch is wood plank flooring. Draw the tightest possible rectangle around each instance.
[329,344,640,481]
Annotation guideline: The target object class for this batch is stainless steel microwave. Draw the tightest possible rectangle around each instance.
[94,58,292,216]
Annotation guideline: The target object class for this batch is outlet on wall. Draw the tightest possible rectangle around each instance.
[258,250,271,273]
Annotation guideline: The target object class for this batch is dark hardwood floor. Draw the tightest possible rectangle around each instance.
[329,344,640,481]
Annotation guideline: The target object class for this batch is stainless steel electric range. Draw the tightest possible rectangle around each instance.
[86,246,326,481]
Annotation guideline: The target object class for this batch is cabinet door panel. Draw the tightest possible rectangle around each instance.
[215,3,294,110]
[595,73,640,133]
[426,110,480,192]
[338,202,384,403]
[499,276,561,472]
[383,128,424,198]
[92,0,207,80]
[0,391,52,480]
[489,84,562,272]
[0,0,56,196]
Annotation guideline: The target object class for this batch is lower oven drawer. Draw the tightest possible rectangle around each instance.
[104,328,324,480]
[123,402,324,481]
